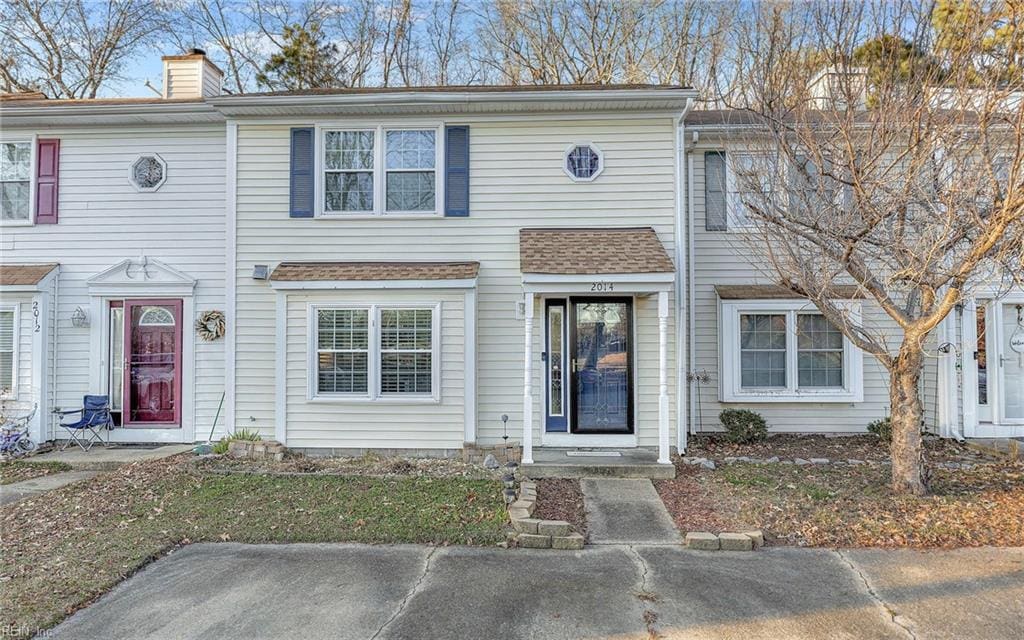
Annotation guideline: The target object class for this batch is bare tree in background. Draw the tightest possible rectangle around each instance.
[723,1,1023,495]
[0,0,165,98]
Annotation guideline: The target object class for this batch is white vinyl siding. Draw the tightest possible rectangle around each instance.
[0,124,226,441]
[692,148,892,432]
[235,116,679,449]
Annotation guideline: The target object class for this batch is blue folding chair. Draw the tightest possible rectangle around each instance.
[56,395,114,451]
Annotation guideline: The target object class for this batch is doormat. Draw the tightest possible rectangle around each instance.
[566,451,622,457]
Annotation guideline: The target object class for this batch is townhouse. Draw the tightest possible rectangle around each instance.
[1,50,1019,465]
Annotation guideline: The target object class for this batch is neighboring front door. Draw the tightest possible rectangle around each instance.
[569,298,633,434]
[999,302,1024,424]
[123,299,182,427]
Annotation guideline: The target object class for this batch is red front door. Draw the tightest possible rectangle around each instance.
[123,299,182,427]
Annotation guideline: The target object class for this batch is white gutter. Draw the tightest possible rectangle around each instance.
[0,101,222,126]
[210,88,696,109]
[675,99,694,453]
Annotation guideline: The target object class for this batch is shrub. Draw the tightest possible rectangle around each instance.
[867,417,892,442]
[719,409,768,444]
[211,438,230,455]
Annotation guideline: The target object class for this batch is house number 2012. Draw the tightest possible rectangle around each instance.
[591,282,614,292]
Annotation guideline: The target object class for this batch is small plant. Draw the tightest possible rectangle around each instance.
[231,428,262,442]
[210,428,263,455]
[719,409,768,444]
[867,417,892,442]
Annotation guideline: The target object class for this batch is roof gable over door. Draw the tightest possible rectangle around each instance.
[87,257,196,297]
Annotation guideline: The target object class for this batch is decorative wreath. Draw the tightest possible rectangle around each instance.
[196,310,226,341]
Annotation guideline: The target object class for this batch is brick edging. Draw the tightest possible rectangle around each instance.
[684,530,764,551]
[507,480,584,550]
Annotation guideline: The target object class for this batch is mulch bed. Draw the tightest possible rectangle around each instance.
[532,478,588,539]
[655,448,1024,548]
[684,433,986,464]
[191,452,497,479]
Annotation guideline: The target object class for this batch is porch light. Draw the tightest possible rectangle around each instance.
[70,306,89,328]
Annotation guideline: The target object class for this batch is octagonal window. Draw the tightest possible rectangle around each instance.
[564,144,604,182]
[130,154,166,192]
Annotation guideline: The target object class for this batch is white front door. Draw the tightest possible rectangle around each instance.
[997,301,1024,425]
[968,298,1024,437]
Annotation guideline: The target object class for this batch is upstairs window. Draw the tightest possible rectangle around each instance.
[1,142,31,221]
[321,126,440,216]
[324,130,375,213]
[385,130,436,212]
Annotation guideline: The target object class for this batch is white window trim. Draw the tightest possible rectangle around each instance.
[720,299,864,403]
[563,142,604,182]
[128,153,168,193]
[307,302,441,404]
[315,122,444,218]
[0,304,19,399]
[0,135,37,226]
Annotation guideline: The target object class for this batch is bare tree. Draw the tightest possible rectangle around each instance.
[722,1,1024,494]
[0,0,166,98]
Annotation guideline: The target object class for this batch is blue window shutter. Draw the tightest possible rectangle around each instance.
[290,127,314,218]
[445,126,469,217]
[704,151,727,231]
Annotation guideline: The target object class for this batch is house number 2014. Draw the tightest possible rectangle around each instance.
[591,282,614,292]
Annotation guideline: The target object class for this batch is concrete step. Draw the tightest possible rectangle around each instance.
[522,448,676,479]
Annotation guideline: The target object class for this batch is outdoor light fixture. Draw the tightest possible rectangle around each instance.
[70,306,89,328]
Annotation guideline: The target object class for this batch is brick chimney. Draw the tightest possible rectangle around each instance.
[161,48,224,99]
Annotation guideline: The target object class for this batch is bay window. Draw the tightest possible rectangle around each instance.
[311,304,439,401]
[721,299,863,402]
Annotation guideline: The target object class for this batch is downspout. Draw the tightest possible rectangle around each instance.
[675,99,694,454]
[50,268,59,442]
[688,131,697,442]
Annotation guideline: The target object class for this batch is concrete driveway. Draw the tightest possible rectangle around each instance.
[49,543,1024,640]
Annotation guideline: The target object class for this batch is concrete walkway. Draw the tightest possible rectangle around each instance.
[47,543,1024,640]
[581,478,681,544]
[31,444,193,470]
[0,470,100,505]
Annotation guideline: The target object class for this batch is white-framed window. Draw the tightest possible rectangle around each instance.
[129,154,167,192]
[385,129,437,212]
[726,150,774,228]
[309,303,440,402]
[1,141,34,222]
[564,143,604,182]
[0,305,18,397]
[720,299,863,402]
[319,124,442,217]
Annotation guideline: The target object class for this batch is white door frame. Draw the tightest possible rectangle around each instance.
[86,258,196,444]
[963,294,1024,438]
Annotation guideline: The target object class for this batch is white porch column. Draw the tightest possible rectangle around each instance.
[658,291,670,464]
[522,294,535,464]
